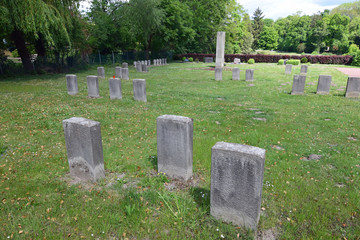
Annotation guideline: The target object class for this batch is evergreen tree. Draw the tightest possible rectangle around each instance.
[251,7,264,50]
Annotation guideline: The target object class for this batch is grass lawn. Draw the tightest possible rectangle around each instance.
[0,62,359,239]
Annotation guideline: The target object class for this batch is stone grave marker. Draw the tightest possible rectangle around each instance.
[291,74,306,95]
[115,66,122,79]
[204,57,214,63]
[62,117,105,182]
[157,115,193,181]
[122,68,129,80]
[215,67,222,81]
[316,75,332,95]
[300,65,308,74]
[285,64,292,74]
[136,61,142,72]
[109,78,122,99]
[87,75,100,98]
[345,77,360,98]
[133,79,147,102]
[232,68,240,80]
[216,32,225,68]
[97,67,105,78]
[234,58,241,64]
[245,69,254,81]
[210,142,265,230]
[122,62,128,68]
[66,74,78,95]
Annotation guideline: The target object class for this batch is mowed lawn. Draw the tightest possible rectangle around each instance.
[0,62,359,239]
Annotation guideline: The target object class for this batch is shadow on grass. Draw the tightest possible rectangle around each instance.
[189,187,211,213]
[148,155,158,170]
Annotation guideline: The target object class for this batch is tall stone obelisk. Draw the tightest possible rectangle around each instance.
[215,32,225,68]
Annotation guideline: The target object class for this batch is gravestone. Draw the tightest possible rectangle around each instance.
[164,58,167,64]
[285,64,292,74]
[87,75,100,98]
[316,75,332,95]
[147,60,151,66]
[345,77,360,98]
[216,32,225,68]
[284,59,288,65]
[291,74,306,95]
[97,67,105,79]
[109,78,122,99]
[204,57,213,63]
[133,79,147,102]
[141,63,148,72]
[232,68,240,80]
[234,58,241,64]
[122,68,129,80]
[157,115,193,181]
[133,61,137,67]
[115,67,122,79]
[62,117,105,182]
[245,69,254,81]
[215,67,222,81]
[122,62,128,68]
[210,142,265,230]
[300,65,308,74]
[66,74,78,95]
[136,61,142,72]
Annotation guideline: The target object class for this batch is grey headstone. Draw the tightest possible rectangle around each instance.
[147,60,151,66]
[284,59,288,65]
[62,117,105,182]
[115,66,122,79]
[141,63,148,72]
[122,68,129,80]
[245,69,254,81]
[216,32,225,68]
[316,75,332,95]
[134,61,137,67]
[291,74,306,95]
[345,77,360,98]
[136,61,142,72]
[133,79,147,102]
[285,64,292,74]
[66,74,78,95]
[232,68,240,80]
[87,75,100,98]
[109,78,122,99]
[204,57,213,63]
[300,65,308,74]
[210,142,265,230]
[215,67,222,81]
[157,115,193,181]
[165,58,167,64]
[97,67,105,79]
[122,62,128,68]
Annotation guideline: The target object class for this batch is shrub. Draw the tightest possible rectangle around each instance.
[11,49,19,58]
[287,59,300,65]
[311,51,319,55]
[348,44,359,54]
[301,57,308,63]
[278,59,284,65]
[182,57,186,61]
[351,50,360,66]
[188,57,193,62]
[248,58,255,64]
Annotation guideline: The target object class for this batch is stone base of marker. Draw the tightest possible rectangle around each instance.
[157,115,193,181]
[232,68,240,80]
[97,67,105,78]
[285,64,292,74]
[291,74,306,95]
[215,67,222,81]
[122,68,129,80]
[66,74,78,95]
[133,79,147,102]
[245,69,254,81]
[62,117,105,182]
[345,77,360,98]
[115,67,122,79]
[109,78,122,99]
[210,142,265,230]
[317,75,332,95]
[87,75,100,98]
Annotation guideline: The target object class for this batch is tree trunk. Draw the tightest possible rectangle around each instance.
[146,34,153,60]
[11,29,33,72]
[35,34,46,57]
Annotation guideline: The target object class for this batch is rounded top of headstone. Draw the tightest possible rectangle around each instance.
[212,142,266,158]
[133,79,146,82]
[87,75,98,79]
[63,117,100,127]
[97,67,104,69]
[66,74,76,77]
[157,115,193,123]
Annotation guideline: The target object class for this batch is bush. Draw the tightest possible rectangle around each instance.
[11,49,19,58]
[188,57,193,62]
[287,59,300,65]
[248,58,255,64]
[301,57,308,63]
[348,44,359,54]
[311,51,319,55]
[351,50,360,66]
[278,59,284,65]
[182,57,186,61]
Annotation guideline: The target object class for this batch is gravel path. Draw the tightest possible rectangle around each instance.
[336,67,360,77]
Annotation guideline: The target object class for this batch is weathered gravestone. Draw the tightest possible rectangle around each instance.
[316,75,332,95]
[164,58,167,64]
[122,68,129,80]
[204,57,214,63]
[300,65,308,74]
[136,61,142,72]
[66,74,78,95]
[133,79,147,102]
[97,67,105,79]
[62,117,105,182]
[215,67,222,81]
[210,142,265,230]
[285,64,292,74]
[133,61,137,67]
[115,67,122,79]
[109,78,122,99]
[122,62,128,68]
[291,74,306,95]
[345,77,360,98]
[216,32,225,68]
[157,115,193,181]
[245,69,254,81]
[234,58,241,64]
[232,68,240,80]
[141,63,148,72]
[147,60,151,66]
[87,75,100,98]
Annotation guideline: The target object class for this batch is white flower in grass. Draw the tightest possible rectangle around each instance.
[221,234,225,238]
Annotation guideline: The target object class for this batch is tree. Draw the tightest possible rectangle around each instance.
[258,26,278,50]
[306,11,329,53]
[251,7,264,50]
[349,16,360,46]
[331,1,360,19]
[326,13,350,53]
[241,13,253,53]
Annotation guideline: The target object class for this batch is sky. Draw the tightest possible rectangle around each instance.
[239,0,351,20]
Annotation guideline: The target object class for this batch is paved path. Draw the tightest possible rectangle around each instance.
[336,67,360,77]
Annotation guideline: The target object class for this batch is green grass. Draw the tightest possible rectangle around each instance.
[0,62,359,239]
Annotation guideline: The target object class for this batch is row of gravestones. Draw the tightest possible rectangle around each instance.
[135,58,167,72]
[66,74,147,102]
[97,64,129,80]
[62,114,264,230]
[215,67,255,81]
